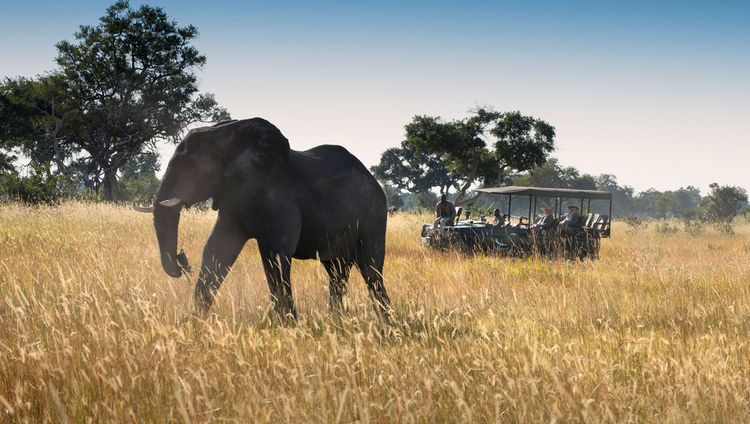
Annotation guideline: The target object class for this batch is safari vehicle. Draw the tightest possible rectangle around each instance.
[420,186,612,259]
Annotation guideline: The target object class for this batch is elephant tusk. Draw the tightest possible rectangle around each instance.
[132,205,154,213]
[159,197,183,207]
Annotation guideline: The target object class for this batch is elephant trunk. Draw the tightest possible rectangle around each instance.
[153,186,184,278]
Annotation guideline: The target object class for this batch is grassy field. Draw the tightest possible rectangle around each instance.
[1,202,750,422]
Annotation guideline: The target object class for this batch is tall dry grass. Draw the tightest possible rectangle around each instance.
[1,202,750,422]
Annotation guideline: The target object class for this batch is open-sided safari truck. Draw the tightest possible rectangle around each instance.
[420,186,612,259]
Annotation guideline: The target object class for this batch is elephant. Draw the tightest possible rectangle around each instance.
[134,118,391,319]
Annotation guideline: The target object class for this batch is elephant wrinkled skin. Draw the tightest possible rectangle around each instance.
[144,118,390,319]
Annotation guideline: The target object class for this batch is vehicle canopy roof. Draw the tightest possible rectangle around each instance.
[476,185,612,200]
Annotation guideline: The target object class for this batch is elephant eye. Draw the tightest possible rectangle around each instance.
[176,143,187,154]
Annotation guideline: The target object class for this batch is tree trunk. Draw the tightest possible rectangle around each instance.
[50,120,66,175]
[102,168,121,201]
[453,165,507,206]
[455,193,482,207]
[454,161,481,205]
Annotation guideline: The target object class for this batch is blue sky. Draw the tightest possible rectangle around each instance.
[2,0,748,192]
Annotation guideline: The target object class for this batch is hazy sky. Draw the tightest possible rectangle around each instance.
[2,0,748,193]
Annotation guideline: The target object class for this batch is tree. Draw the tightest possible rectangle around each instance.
[0,82,25,172]
[595,174,636,217]
[402,191,439,210]
[513,158,597,190]
[0,74,78,177]
[0,151,14,175]
[371,145,454,194]
[701,183,747,222]
[671,186,701,218]
[373,108,555,204]
[402,112,494,201]
[119,151,160,181]
[652,190,675,219]
[52,1,229,200]
[379,181,404,209]
[0,162,77,204]
[119,151,161,204]
[489,111,556,185]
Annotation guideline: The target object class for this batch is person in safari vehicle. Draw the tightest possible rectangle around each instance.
[433,194,456,230]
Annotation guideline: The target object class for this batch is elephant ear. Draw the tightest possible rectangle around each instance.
[226,118,290,169]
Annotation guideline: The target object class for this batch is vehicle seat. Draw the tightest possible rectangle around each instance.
[595,215,610,237]
[590,213,601,228]
[589,215,602,230]
[583,213,595,228]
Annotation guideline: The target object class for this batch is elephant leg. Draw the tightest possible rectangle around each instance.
[195,218,247,313]
[356,240,391,319]
[322,259,353,312]
[260,251,297,320]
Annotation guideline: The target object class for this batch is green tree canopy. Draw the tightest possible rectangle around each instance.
[55,0,230,200]
[513,158,597,190]
[671,186,702,218]
[701,183,748,222]
[373,108,555,204]
[370,145,454,194]
[1,1,229,201]
[118,151,161,204]
[0,74,78,176]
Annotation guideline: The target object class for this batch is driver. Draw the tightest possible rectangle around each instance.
[433,194,456,231]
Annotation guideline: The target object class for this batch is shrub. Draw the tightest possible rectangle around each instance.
[683,219,704,236]
[623,215,649,232]
[714,221,734,235]
[0,167,78,204]
[655,221,679,235]
[120,174,160,205]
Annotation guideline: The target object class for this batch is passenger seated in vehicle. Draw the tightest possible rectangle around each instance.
[560,205,582,235]
[491,208,504,226]
[561,205,583,260]
[531,207,556,233]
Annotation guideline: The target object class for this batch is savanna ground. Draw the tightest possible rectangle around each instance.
[1,202,750,423]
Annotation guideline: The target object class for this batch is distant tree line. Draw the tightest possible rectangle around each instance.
[0,1,228,203]
[374,111,748,223]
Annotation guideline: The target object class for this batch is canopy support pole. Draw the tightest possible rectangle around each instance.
[508,195,512,218]
[528,196,532,225]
